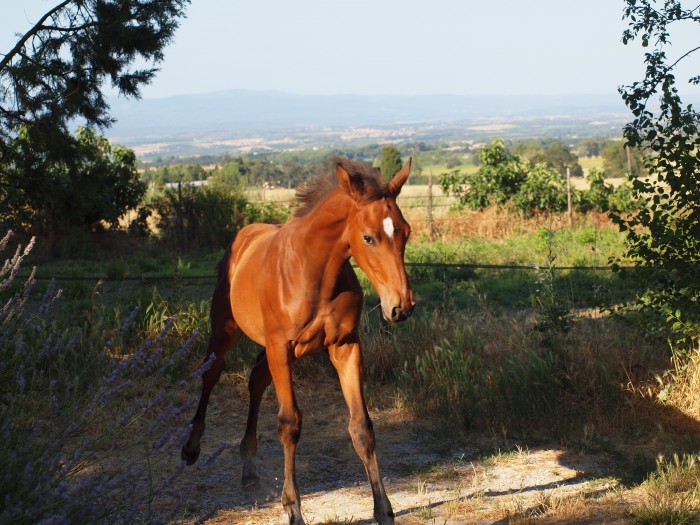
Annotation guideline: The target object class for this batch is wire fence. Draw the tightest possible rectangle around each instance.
[18,260,630,283]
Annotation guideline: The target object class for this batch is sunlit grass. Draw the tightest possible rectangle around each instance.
[634,454,700,525]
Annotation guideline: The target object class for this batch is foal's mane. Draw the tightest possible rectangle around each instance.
[293,157,386,218]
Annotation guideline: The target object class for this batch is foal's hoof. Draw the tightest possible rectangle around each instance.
[375,508,395,525]
[181,442,200,465]
[241,466,261,489]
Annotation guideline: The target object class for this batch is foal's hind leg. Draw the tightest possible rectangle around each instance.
[239,349,272,485]
[182,293,242,465]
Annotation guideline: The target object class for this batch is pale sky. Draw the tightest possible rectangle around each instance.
[2,0,699,99]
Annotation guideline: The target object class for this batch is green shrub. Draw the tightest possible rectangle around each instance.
[439,139,527,210]
[151,185,290,252]
[151,184,250,251]
[513,162,568,215]
[246,200,290,224]
[0,231,208,523]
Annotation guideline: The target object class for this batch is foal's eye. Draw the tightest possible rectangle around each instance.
[363,235,375,245]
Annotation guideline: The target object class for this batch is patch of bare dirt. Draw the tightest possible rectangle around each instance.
[156,371,638,524]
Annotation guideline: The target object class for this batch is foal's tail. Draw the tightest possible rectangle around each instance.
[215,236,238,288]
[216,249,230,285]
[205,241,236,352]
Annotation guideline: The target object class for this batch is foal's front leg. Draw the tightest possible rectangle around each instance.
[267,341,305,525]
[329,343,394,525]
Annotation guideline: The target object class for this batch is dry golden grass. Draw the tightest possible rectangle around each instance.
[403,206,618,240]
[664,350,700,420]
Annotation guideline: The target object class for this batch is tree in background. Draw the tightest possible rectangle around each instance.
[440,139,527,209]
[512,141,547,166]
[601,141,645,178]
[577,139,609,158]
[514,140,583,178]
[440,138,627,216]
[0,128,145,241]
[279,159,319,188]
[612,0,700,343]
[544,141,583,178]
[380,145,403,178]
[142,164,207,187]
[0,0,189,239]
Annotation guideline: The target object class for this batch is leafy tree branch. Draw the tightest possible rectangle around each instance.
[612,0,700,343]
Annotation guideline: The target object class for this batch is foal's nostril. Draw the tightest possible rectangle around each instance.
[391,306,401,322]
[391,306,412,323]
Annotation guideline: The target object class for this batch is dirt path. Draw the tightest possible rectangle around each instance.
[164,373,638,524]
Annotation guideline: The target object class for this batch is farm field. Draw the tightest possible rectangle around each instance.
[578,156,605,173]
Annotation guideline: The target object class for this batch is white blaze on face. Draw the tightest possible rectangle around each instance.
[383,217,395,239]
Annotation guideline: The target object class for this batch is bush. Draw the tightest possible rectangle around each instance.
[0,231,207,523]
[150,185,290,252]
[0,128,145,237]
[246,201,290,224]
[579,168,614,213]
[512,162,568,215]
[150,184,250,252]
[578,168,637,214]
[440,139,527,210]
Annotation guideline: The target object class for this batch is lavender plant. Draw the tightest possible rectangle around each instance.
[0,231,211,524]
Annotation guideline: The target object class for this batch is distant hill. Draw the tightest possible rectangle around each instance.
[107,90,629,142]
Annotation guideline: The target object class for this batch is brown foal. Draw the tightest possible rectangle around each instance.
[182,158,415,525]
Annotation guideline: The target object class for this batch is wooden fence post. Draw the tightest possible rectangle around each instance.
[428,169,435,240]
[626,145,633,175]
[566,167,573,227]
[177,180,184,254]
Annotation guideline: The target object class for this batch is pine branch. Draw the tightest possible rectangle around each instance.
[39,22,98,33]
[0,0,73,72]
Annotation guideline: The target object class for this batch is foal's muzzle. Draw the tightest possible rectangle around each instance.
[381,297,415,324]
[390,305,411,323]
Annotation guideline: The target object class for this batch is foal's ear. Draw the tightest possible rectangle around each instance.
[336,163,365,200]
[386,157,411,198]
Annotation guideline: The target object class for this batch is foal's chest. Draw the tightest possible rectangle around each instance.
[291,290,362,358]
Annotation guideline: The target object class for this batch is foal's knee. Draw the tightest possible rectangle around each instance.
[349,417,376,456]
[278,409,302,446]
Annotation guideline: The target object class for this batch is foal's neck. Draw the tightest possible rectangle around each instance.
[295,190,356,294]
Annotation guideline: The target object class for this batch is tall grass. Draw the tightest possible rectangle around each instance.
[634,454,700,524]
[361,305,665,442]
[359,222,691,452]
[406,205,618,241]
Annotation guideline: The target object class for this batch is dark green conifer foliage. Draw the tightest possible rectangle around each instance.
[0,0,189,236]
[380,145,403,179]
